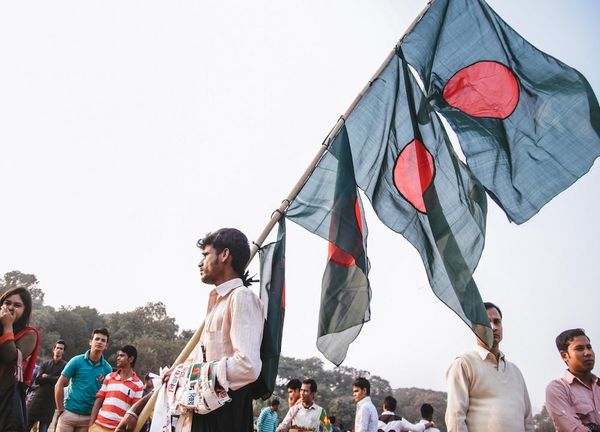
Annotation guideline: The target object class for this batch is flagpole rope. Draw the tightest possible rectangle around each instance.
[134,2,436,430]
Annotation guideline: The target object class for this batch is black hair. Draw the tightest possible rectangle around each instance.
[302,378,317,393]
[555,328,588,352]
[55,339,67,351]
[92,327,110,343]
[329,416,336,424]
[353,377,370,395]
[483,302,502,318]
[197,228,252,286]
[0,287,33,334]
[383,395,397,412]
[270,398,280,406]
[420,403,434,420]
[120,345,138,367]
[287,378,302,390]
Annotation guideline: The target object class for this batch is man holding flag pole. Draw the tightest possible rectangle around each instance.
[183,228,264,432]
[132,0,600,429]
[123,228,264,432]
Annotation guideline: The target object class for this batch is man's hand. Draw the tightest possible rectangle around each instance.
[115,413,137,432]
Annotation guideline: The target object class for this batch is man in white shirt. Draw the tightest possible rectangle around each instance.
[352,377,378,432]
[277,379,331,432]
[192,228,264,432]
[378,396,433,432]
[445,302,533,432]
[418,404,439,432]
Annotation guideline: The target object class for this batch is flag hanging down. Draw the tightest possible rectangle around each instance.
[401,0,600,224]
[287,127,371,366]
[254,218,286,400]
[343,52,492,347]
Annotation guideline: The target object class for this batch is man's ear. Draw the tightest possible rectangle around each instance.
[220,247,231,263]
[560,350,569,365]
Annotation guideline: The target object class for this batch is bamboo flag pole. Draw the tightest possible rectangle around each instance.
[246,0,434,264]
[134,2,433,430]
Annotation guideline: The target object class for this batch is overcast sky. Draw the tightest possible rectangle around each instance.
[1,0,598,413]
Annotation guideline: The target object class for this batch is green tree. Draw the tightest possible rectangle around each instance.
[104,302,186,376]
[533,406,555,432]
[0,270,44,308]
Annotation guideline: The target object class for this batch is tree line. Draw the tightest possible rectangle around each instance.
[1,270,555,431]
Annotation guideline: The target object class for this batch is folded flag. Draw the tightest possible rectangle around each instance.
[254,219,286,399]
[287,127,371,366]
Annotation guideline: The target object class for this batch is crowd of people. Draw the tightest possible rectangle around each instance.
[1,227,598,432]
[256,377,439,432]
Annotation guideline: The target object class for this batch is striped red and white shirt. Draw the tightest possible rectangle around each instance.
[95,370,143,429]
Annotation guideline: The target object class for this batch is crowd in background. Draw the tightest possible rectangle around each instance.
[2,285,598,432]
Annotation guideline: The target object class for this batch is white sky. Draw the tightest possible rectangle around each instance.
[1,0,598,413]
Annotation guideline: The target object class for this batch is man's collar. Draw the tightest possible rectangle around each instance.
[474,345,505,362]
[117,369,138,381]
[301,402,316,410]
[214,278,243,297]
[563,369,599,386]
[381,410,395,415]
[357,396,372,406]
[84,350,104,362]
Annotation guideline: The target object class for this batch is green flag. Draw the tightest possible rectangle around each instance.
[253,219,286,399]
[287,127,371,366]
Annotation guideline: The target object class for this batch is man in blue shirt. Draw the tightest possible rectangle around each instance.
[55,328,112,432]
[257,399,280,432]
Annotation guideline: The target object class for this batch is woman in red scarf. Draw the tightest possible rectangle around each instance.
[0,287,40,432]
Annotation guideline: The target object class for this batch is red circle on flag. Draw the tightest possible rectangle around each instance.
[327,199,363,267]
[328,243,355,267]
[393,139,435,213]
[443,61,519,119]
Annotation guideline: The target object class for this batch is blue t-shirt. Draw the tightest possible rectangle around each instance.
[62,350,112,415]
[257,406,279,432]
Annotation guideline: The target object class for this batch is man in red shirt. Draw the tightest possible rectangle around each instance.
[89,345,144,431]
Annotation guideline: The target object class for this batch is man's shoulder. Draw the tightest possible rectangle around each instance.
[230,284,259,300]
[130,374,144,388]
[311,402,323,410]
[379,413,403,423]
[100,357,112,371]
[65,353,87,367]
[546,375,570,392]
[457,348,482,360]
[229,284,263,312]
[105,371,120,381]
[42,358,55,368]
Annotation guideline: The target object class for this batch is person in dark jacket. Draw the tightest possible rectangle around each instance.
[27,340,67,432]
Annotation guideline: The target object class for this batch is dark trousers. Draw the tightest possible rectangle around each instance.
[191,384,253,432]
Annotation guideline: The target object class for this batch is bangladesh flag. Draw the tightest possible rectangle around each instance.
[401,0,600,224]
[287,127,371,366]
[344,52,492,347]
[254,219,286,400]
